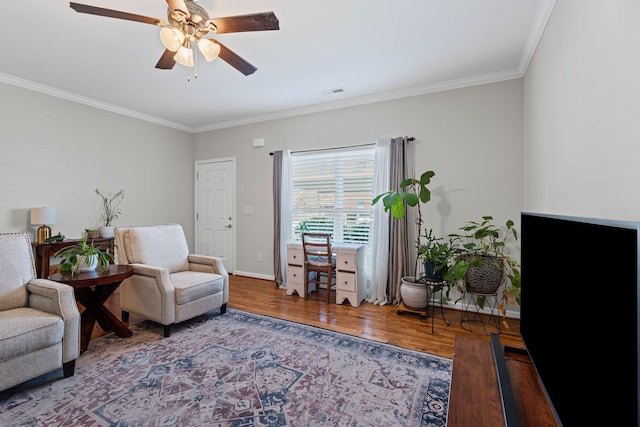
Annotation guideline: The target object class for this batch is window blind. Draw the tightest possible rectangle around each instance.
[290,147,375,244]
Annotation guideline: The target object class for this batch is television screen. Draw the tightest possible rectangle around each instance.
[520,212,638,427]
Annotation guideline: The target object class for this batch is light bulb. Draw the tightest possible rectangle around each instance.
[197,38,221,62]
[160,27,185,52]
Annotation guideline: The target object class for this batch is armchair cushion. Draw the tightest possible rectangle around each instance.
[123,225,189,273]
[171,271,224,305]
[0,233,34,311]
[0,308,64,362]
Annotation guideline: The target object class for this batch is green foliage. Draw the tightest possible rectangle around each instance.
[54,234,114,275]
[371,170,435,220]
[372,169,437,277]
[95,188,125,226]
[418,229,460,277]
[447,216,521,323]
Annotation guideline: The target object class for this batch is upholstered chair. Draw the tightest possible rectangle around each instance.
[114,224,228,337]
[0,233,80,392]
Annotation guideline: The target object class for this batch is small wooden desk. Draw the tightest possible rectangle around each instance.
[34,237,114,278]
[49,265,133,353]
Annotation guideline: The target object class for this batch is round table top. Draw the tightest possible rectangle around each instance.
[48,264,133,288]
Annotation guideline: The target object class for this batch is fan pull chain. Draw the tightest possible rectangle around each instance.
[194,50,199,80]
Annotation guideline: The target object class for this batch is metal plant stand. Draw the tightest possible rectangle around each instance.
[417,276,451,334]
[459,288,501,335]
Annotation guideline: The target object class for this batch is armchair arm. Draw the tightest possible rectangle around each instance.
[121,264,176,325]
[188,254,229,303]
[27,279,81,363]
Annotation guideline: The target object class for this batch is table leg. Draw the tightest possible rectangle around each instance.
[73,281,132,352]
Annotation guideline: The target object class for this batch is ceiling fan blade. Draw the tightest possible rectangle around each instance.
[155,49,177,70]
[70,3,165,26]
[216,41,257,76]
[166,0,190,18]
[211,12,279,34]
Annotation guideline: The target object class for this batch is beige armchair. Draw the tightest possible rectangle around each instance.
[0,233,80,392]
[114,224,228,337]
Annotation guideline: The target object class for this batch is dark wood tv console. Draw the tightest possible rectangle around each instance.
[447,336,559,427]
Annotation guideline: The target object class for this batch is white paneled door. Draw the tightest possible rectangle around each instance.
[195,158,235,274]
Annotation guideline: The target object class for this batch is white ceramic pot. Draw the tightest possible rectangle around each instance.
[77,254,98,272]
[400,276,432,310]
[99,226,115,238]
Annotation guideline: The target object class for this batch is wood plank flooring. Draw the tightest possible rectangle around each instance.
[102,274,524,359]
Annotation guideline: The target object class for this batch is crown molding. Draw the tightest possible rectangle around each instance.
[0,72,193,133]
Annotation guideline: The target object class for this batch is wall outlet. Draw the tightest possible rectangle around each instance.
[257,253,262,262]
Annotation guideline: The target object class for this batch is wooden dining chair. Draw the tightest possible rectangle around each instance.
[301,232,336,303]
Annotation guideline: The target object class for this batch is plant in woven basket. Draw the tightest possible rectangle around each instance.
[447,215,521,326]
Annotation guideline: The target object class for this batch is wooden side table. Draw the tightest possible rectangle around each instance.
[49,264,133,353]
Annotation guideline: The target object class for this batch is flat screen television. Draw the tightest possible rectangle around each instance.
[520,212,639,426]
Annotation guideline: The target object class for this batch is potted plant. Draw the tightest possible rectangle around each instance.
[95,188,124,238]
[448,215,521,327]
[372,170,437,309]
[418,228,459,281]
[54,231,115,275]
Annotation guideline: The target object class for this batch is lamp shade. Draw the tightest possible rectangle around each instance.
[174,44,194,67]
[30,207,58,225]
[197,38,220,62]
[160,27,185,52]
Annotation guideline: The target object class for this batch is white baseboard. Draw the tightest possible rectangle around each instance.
[233,271,275,281]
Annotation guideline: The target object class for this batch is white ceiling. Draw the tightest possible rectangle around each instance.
[0,0,555,133]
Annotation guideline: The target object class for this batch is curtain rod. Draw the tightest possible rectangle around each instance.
[269,137,415,155]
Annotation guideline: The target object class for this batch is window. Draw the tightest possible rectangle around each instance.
[290,147,375,244]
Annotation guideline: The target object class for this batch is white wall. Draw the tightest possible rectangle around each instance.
[524,0,640,221]
[0,84,196,247]
[194,79,524,279]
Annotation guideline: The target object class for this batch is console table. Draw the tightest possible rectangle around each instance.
[33,237,114,278]
[447,336,559,427]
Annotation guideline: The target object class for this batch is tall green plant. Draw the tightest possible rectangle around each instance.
[95,188,125,226]
[372,170,436,277]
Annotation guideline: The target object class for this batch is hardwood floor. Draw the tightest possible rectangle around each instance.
[101,274,524,359]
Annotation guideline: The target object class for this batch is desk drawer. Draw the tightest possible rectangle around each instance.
[337,272,355,291]
[287,247,304,266]
[287,265,304,284]
[337,250,357,272]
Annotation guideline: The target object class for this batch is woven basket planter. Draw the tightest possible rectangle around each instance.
[462,254,504,295]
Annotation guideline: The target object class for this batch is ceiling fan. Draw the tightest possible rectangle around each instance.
[69,0,279,76]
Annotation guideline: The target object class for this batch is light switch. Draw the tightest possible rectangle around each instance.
[243,206,255,215]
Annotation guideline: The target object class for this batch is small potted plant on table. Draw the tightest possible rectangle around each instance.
[54,232,115,275]
[95,188,124,238]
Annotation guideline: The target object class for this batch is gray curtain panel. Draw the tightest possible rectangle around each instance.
[388,137,411,305]
[272,150,283,287]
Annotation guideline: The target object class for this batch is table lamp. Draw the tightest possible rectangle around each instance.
[30,207,58,244]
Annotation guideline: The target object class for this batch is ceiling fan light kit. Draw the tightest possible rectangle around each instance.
[69,0,279,76]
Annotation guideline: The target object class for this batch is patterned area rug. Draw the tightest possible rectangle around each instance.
[0,309,451,426]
